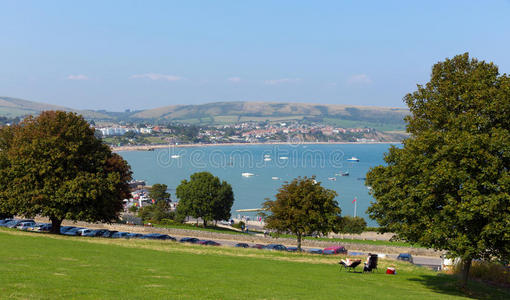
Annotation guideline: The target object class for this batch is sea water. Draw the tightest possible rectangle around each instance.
[118,143,399,226]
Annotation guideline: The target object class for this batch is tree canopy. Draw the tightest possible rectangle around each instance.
[149,183,171,203]
[0,111,132,233]
[366,53,510,285]
[176,172,234,227]
[262,176,341,250]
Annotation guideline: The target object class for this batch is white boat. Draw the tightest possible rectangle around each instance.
[279,156,289,160]
[264,154,271,158]
[335,171,349,176]
[264,158,272,161]
[242,172,254,177]
[271,177,280,180]
[171,155,181,159]
[347,157,359,162]
[328,177,337,181]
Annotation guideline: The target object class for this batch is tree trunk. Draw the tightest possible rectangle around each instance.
[297,233,302,251]
[460,258,472,287]
[203,219,207,228]
[50,218,62,234]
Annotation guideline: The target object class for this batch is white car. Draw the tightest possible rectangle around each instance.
[16,221,36,230]
[77,228,93,236]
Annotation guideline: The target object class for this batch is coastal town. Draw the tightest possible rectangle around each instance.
[94,120,405,146]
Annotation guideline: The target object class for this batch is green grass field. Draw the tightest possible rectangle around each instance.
[1,229,508,299]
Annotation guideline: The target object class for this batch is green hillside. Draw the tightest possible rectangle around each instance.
[133,101,409,131]
[0,97,112,120]
[0,97,409,131]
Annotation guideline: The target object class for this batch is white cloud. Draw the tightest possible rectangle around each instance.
[227,77,241,83]
[67,74,89,80]
[264,78,300,85]
[130,73,182,81]
[347,74,372,85]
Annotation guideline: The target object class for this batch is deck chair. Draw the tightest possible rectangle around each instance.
[363,254,378,272]
[339,259,362,272]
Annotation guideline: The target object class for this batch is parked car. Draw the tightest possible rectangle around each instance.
[31,223,52,232]
[142,233,176,241]
[111,232,130,238]
[397,253,414,264]
[77,228,94,236]
[251,244,266,249]
[60,226,77,234]
[101,230,118,238]
[125,233,143,239]
[265,244,287,251]
[16,221,36,230]
[179,237,200,244]
[4,219,35,228]
[323,246,348,255]
[307,248,323,254]
[287,247,298,252]
[198,240,220,246]
[235,243,250,248]
[83,229,109,237]
[0,219,12,226]
[62,227,85,236]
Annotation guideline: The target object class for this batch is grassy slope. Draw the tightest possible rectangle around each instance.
[0,97,112,119]
[1,229,508,299]
[131,101,409,130]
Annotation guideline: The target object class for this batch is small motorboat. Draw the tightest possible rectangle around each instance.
[264,158,272,161]
[347,157,359,162]
[328,177,337,181]
[171,155,181,159]
[242,172,254,177]
[271,177,280,180]
[279,156,289,160]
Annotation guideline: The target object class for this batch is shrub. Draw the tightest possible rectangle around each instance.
[454,261,510,286]
[339,216,367,234]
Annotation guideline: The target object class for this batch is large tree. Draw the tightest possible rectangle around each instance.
[176,172,234,227]
[262,176,341,251]
[366,53,510,285]
[149,183,171,203]
[0,111,132,234]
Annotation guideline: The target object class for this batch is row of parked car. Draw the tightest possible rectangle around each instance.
[1,219,350,254]
[0,219,179,240]
[234,242,348,255]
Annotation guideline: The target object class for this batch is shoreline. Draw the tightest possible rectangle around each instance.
[111,141,401,152]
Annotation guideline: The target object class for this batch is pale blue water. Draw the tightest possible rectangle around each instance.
[118,143,398,226]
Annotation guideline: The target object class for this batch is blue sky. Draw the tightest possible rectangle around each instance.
[1,0,509,111]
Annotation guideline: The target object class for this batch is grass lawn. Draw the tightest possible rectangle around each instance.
[1,229,508,299]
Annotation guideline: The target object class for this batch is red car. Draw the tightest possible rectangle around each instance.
[198,240,221,246]
[323,246,348,255]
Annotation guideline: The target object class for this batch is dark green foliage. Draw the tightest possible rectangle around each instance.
[0,111,132,233]
[138,201,174,222]
[149,183,171,203]
[339,216,367,234]
[176,172,234,227]
[366,53,510,285]
[262,176,341,250]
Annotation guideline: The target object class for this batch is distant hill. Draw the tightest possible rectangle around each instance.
[0,97,409,131]
[132,101,409,131]
[0,97,112,120]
